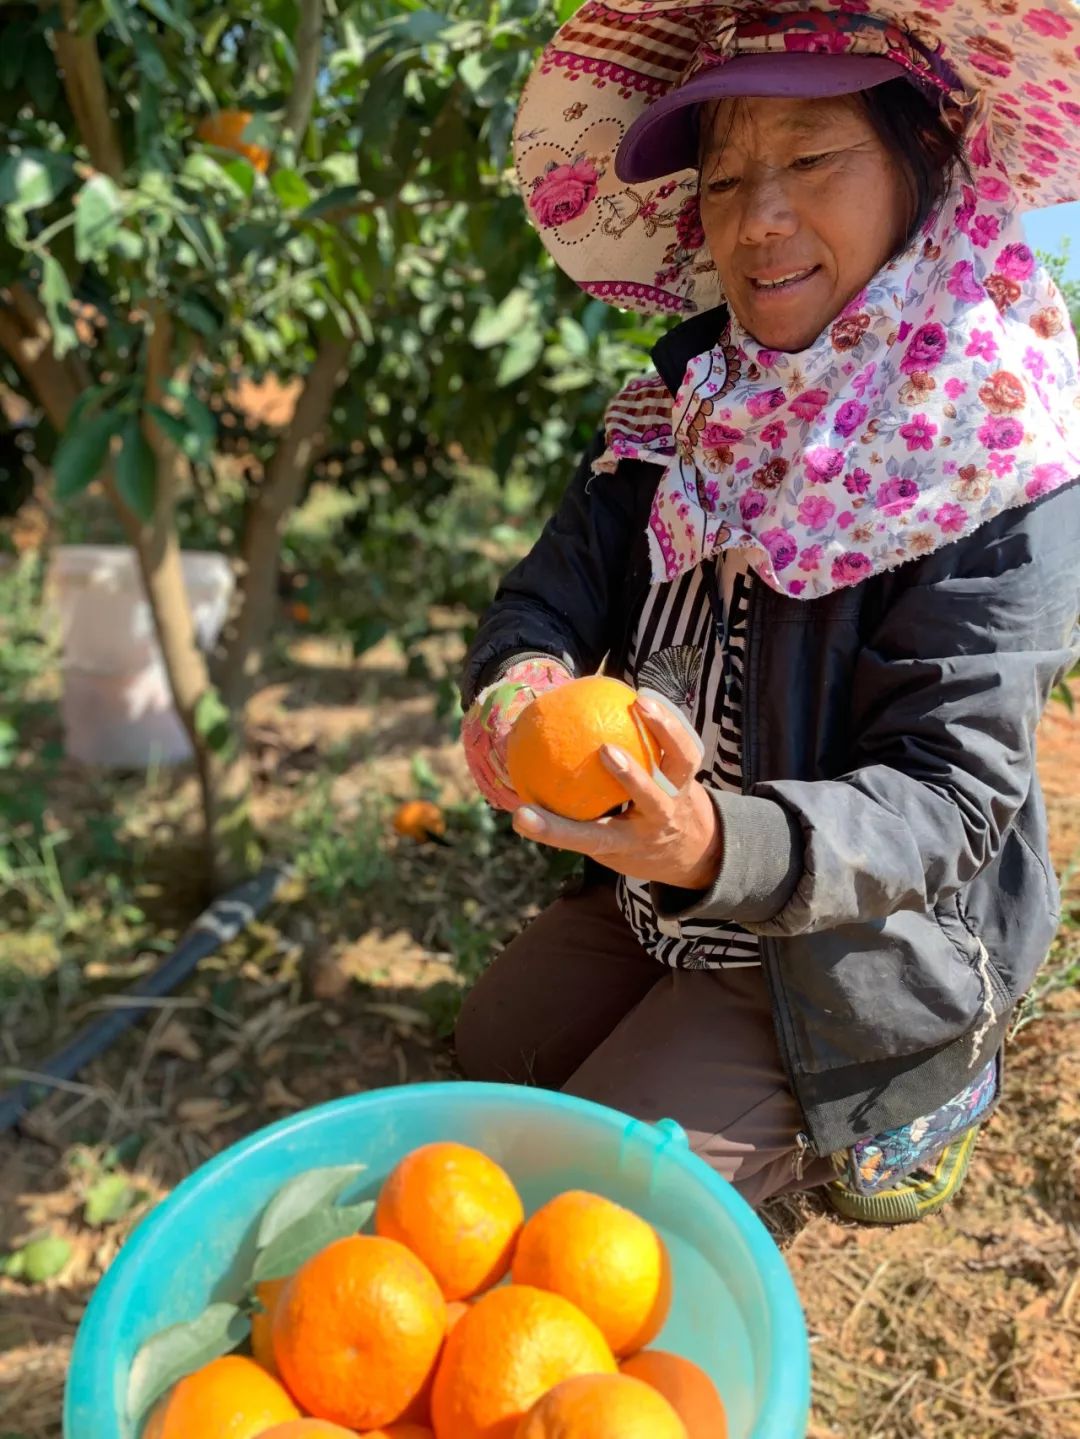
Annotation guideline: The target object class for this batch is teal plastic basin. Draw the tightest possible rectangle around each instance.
[65,1082,810,1438]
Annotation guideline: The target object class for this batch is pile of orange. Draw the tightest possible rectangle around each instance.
[144,1141,728,1439]
[506,675,662,822]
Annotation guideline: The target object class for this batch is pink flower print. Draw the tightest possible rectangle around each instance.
[947,260,985,304]
[797,496,836,532]
[875,476,920,514]
[899,414,938,452]
[761,419,788,449]
[759,527,797,573]
[1026,462,1068,498]
[996,242,1035,282]
[739,489,767,523]
[837,511,855,529]
[977,176,1011,203]
[934,503,968,534]
[987,452,1015,478]
[1026,8,1071,37]
[1023,82,1055,102]
[965,329,999,362]
[900,323,948,374]
[675,195,705,251]
[832,552,872,586]
[897,320,913,343]
[944,378,968,400]
[852,363,877,398]
[978,416,1024,449]
[788,388,830,422]
[1023,347,1047,380]
[844,467,872,496]
[798,544,823,572]
[804,446,844,484]
[787,579,807,596]
[834,400,868,438]
[656,180,678,199]
[757,349,782,369]
[529,158,599,228]
[735,457,752,472]
[700,422,744,447]
[747,388,786,419]
[970,213,1002,249]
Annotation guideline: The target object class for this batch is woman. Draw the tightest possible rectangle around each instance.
[456,1,1080,1221]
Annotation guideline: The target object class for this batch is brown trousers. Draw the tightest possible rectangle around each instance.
[455,883,836,1209]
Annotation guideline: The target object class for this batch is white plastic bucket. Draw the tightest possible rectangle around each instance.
[46,545,234,768]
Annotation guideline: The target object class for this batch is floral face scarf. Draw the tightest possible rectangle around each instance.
[594,119,1080,598]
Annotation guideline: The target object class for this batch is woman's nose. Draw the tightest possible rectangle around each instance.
[737,174,799,245]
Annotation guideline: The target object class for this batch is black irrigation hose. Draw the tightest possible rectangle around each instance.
[0,864,290,1136]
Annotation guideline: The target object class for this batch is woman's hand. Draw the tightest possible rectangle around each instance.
[461,656,574,811]
[512,694,723,890]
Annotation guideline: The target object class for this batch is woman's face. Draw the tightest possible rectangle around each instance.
[699,94,913,352]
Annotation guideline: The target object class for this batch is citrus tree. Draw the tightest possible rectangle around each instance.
[0,0,661,892]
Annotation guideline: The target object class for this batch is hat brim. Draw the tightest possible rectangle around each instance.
[616,54,911,183]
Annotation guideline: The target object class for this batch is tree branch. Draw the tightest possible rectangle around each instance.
[283,0,323,147]
[218,337,349,706]
[50,0,125,181]
[0,287,85,430]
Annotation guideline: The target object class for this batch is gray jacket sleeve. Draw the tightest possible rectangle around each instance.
[655,485,1080,936]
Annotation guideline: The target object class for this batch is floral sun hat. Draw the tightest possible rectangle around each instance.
[514,0,1080,319]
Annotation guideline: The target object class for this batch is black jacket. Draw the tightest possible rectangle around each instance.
[462,307,1080,1157]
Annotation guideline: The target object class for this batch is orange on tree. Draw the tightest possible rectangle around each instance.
[144,1354,298,1439]
[251,1275,289,1377]
[430,1284,617,1439]
[510,1190,671,1357]
[505,676,661,821]
[195,109,271,172]
[391,801,448,844]
[272,1234,446,1431]
[515,1373,688,1439]
[620,1350,728,1439]
[375,1142,524,1300]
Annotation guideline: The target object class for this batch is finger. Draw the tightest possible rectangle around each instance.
[636,691,705,790]
[512,803,622,859]
[599,744,668,822]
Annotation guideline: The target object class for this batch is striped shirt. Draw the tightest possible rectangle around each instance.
[617,550,761,969]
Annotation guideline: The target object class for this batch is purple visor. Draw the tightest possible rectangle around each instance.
[616,53,912,183]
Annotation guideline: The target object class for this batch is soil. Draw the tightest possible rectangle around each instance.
[1,640,1078,1439]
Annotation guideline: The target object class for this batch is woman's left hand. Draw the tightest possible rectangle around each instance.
[512,694,723,890]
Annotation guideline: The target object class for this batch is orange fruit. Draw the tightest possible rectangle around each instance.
[144,1355,299,1439]
[358,1429,435,1438]
[620,1351,728,1439]
[259,1425,359,1438]
[515,1373,687,1438]
[446,1300,470,1334]
[251,1275,289,1376]
[272,1235,446,1430]
[376,1142,524,1301]
[392,801,447,843]
[195,109,271,171]
[431,1284,617,1439]
[511,1191,671,1357]
[505,676,661,821]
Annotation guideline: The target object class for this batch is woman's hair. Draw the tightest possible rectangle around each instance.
[697,78,970,248]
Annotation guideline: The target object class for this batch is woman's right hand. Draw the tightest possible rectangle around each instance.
[461,656,573,811]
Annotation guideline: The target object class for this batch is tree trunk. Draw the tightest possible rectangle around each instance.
[217,338,349,709]
[51,0,125,181]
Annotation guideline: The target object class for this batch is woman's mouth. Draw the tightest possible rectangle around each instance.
[748,266,821,295]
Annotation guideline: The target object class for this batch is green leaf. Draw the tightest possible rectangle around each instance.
[39,256,78,358]
[115,418,156,521]
[74,174,124,263]
[137,0,195,39]
[271,169,313,210]
[193,688,231,750]
[0,151,74,213]
[127,1304,250,1428]
[557,0,584,19]
[255,1164,368,1251]
[54,410,121,500]
[470,287,533,349]
[182,393,217,455]
[177,296,222,338]
[84,1173,146,1227]
[1,1236,72,1283]
[496,328,544,386]
[147,404,207,461]
[377,10,451,47]
[251,1201,376,1284]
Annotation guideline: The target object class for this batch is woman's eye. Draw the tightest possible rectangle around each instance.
[792,152,834,171]
[706,176,738,195]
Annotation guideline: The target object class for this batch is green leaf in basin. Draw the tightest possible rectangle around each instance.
[251,1200,376,1283]
[126,1303,250,1429]
[255,1164,368,1251]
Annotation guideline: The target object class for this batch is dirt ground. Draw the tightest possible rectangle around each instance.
[1,636,1078,1438]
